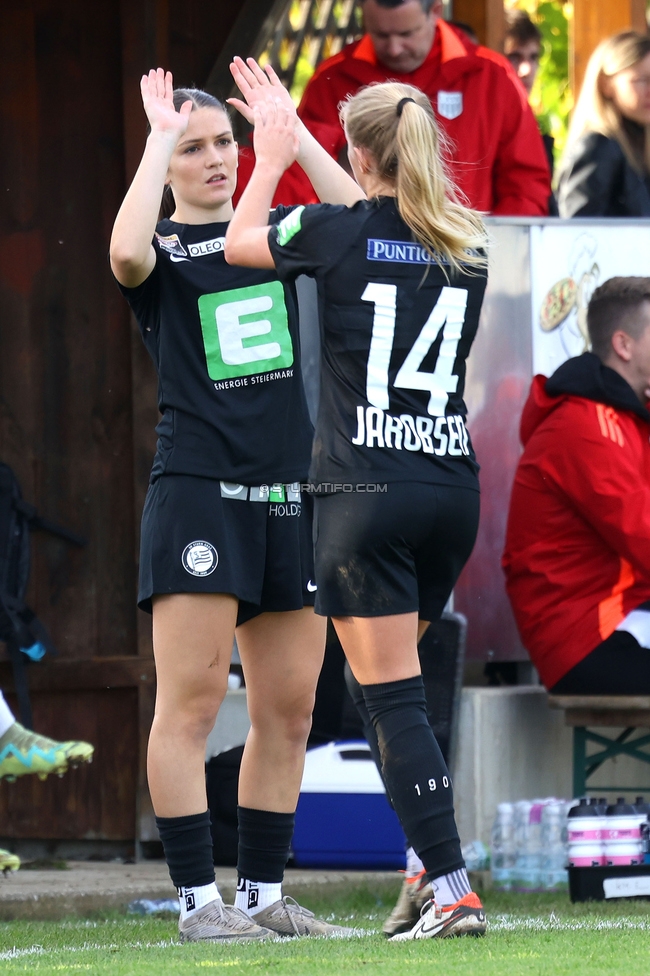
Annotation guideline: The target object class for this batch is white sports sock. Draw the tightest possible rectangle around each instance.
[235,878,282,915]
[430,867,471,907]
[0,693,15,738]
[177,882,221,920]
[405,846,425,878]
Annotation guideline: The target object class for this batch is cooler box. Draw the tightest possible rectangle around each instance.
[292,740,406,869]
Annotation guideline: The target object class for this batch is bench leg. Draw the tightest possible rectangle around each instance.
[573,726,587,798]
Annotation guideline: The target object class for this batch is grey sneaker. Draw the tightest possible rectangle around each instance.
[179,900,274,942]
[382,871,433,937]
[251,896,355,938]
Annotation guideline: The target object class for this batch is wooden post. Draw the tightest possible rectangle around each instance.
[451,0,504,50]
[571,0,647,97]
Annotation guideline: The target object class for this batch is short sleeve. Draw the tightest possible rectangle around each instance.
[269,202,348,280]
[113,259,161,338]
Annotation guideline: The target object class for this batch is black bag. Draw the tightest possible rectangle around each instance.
[0,462,85,727]
[206,745,244,866]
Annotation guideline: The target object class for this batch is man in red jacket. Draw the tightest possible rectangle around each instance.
[503,277,650,694]
[236,0,550,214]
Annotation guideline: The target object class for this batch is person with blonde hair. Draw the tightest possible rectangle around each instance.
[226,61,488,940]
[558,31,650,217]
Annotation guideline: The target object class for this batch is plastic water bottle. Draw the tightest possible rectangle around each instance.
[127,898,179,915]
[603,797,644,866]
[490,802,515,891]
[634,797,650,865]
[513,800,545,891]
[567,796,604,867]
[541,800,569,890]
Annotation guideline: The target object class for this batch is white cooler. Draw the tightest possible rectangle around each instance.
[292,741,406,869]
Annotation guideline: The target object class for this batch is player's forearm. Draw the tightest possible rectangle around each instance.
[225,167,279,269]
[110,131,177,275]
[296,121,365,206]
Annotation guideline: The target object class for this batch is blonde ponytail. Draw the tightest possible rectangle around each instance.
[340,82,488,275]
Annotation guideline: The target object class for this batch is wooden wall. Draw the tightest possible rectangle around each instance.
[571,0,647,95]
[0,0,256,849]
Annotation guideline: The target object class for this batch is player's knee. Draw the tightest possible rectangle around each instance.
[156,687,224,742]
[249,694,314,745]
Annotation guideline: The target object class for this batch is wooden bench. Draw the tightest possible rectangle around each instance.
[548,695,650,797]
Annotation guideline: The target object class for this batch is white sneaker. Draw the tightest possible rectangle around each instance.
[389,892,487,940]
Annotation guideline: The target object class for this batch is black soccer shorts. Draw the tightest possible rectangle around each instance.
[313,482,479,621]
[138,474,316,625]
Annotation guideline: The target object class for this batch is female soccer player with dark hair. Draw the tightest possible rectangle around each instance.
[226,62,489,940]
[110,68,363,942]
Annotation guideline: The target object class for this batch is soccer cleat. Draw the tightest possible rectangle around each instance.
[251,896,356,938]
[179,900,274,942]
[0,848,20,875]
[389,892,487,941]
[61,740,94,768]
[382,870,433,937]
[0,722,94,781]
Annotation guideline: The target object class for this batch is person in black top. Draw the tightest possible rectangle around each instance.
[110,67,364,942]
[558,32,650,217]
[226,63,488,940]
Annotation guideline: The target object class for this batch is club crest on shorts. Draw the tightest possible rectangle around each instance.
[182,540,218,576]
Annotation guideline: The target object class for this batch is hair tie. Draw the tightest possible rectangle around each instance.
[396,96,416,117]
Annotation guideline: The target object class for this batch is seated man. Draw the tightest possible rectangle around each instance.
[235,0,550,214]
[503,277,650,694]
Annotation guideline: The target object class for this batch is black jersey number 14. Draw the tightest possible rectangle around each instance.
[361,283,468,417]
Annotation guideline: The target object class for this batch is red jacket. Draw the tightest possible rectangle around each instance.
[235,21,550,214]
[502,354,650,689]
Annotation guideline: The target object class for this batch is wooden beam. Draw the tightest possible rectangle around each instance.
[571,0,647,96]
[204,0,288,99]
[485,0,505,54]
[0,658,155,692]
[452,0,487,45]
[451,0,504,49]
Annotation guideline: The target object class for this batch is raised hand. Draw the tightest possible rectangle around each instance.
[140,68,192,139]
[228,57,297,124]
[251,97,300,176]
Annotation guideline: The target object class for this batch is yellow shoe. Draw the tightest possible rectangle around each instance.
[0,848,20,874]
[61,740,94,767]
[0,722,91,781]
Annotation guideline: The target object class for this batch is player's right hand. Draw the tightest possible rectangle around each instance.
[140,68,192,139]
[250,98,299,176]
[229,56,297,125]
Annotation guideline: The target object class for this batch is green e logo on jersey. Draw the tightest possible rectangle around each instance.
[198,281,294,380]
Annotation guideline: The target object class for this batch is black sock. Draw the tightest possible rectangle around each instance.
[155,810,215,889]
[237,806,295,883]
[344,663,389,794]
[361,675,464,881]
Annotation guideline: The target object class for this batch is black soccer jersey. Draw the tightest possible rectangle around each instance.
[268,197,487,489]
[117,211,313,484]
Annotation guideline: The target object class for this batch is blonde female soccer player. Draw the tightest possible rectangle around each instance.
[226,67,488,940]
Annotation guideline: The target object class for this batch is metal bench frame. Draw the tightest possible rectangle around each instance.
[548,695,650,796]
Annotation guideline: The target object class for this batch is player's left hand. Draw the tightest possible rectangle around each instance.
[250,97,299,175]
[228,56,297,124]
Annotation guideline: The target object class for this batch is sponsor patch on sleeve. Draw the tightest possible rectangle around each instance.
[276,206,305,246]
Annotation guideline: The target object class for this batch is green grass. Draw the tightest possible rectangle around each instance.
[2,887,650,975]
